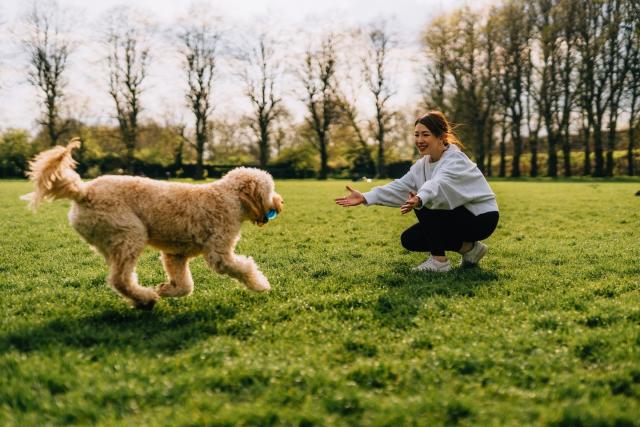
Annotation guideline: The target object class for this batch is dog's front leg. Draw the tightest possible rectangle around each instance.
[204,251,270,292]
[156,253,194,297]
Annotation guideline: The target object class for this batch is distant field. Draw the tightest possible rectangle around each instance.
[1,179,639,426]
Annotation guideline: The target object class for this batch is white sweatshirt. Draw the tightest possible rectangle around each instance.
[362,145,498,215]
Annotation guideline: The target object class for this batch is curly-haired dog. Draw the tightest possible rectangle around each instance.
[22,138,283,309]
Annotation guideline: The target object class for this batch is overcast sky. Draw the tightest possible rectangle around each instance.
[0,0,495,132]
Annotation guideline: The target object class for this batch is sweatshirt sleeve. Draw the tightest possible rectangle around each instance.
[362,169,416,207]
[416,153,494,210]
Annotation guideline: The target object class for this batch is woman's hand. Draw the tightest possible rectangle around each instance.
[335,185,366,207]
[400,192,422,214]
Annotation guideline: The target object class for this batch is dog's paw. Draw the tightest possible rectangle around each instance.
[247,271,271,292]
[132,289,160,310]
[156,282,192,298]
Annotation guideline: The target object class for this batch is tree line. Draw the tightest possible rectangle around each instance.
[423,0,639,177]
[1,0,639,179]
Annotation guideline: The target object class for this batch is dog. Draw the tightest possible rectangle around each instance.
[22,138,283,309]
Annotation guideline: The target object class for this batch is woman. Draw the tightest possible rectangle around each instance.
[335,111,499,272]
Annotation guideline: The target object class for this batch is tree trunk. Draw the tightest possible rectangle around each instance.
[546,123,557,177]
[47,106,58,147]
[259,121,269,169]
[319,132,328,180]
[606,117,618,177]
[511,126,522,178]
[562,129,571,177]
[195,125,206,180]
[628,125,635,176]
[499,121,507,178]
[530,135,538,177]
[486,119,494,177]
[583,123,591,176]
[592,124,604,177]
[377,130,386,179]
[475,118,486,174]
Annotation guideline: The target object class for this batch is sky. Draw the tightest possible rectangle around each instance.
[0,0,495,132]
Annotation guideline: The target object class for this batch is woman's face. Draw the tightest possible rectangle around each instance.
[414,123,445,157]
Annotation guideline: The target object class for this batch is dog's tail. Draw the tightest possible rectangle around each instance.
[21,138,85,211]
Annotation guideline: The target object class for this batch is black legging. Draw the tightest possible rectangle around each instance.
[401,206,499,256]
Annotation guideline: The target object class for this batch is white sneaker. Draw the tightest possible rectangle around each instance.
[460,242,488,267]
[413,256,451,273]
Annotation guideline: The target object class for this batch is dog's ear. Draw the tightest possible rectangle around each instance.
[238,180,266,224]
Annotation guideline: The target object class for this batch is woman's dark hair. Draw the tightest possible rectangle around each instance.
[414,111,464,149]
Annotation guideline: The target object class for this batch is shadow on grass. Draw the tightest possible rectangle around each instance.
[0,302,252,355]
[372,261,500,329]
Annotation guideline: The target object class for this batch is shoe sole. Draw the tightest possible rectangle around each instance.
[413,267,451,273]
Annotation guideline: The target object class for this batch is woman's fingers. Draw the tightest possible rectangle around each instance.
[335,198,354,207]
[346,185,354,193]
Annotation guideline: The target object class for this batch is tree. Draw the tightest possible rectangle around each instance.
[524,26,542,177]
[531,0,562,177]
[363,23,396,178]
[238,33,285,169]
[495,0,530,178]
[0,129,33,178]
[603,0,633,176]
[575,0,622,177]
[626,0,640,175]
[421,9,496,174]
[23,1,73,146]
[334,91,376,179]
[180,20,219,179]
[556,0,579,177]
[421,15,450,113]
[301,34,339,180]
[105,9,150,173]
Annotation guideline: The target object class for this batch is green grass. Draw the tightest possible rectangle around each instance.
[1,178,640,426]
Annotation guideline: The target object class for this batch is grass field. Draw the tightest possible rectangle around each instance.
[1,178,639,426]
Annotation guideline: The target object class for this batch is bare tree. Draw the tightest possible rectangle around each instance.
[524,40,542,178]
[331,36,376,179]
[363,23,395,178]
[533,0,561,177]
[180,21,218,180]
[575,0,623,177]
[603,0,633,176]
[556,0,579,177]
[105,10,150,173]
[301,34,339,180]
[498,113,509,177]
[421,15,450,113]
[495,0,530,178]
[160,111,189,172]
[626,0,640,175]
[24,1,73,146]
[334,89,376,178]
[238,33,284,169]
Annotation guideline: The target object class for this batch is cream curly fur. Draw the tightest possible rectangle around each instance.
[23,139,284,309]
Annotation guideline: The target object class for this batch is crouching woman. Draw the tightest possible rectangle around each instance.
[335,111,499,272]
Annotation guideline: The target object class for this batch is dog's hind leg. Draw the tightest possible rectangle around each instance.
[106,239,159,310]
[204,250,270,292]
[156,253,194,297]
